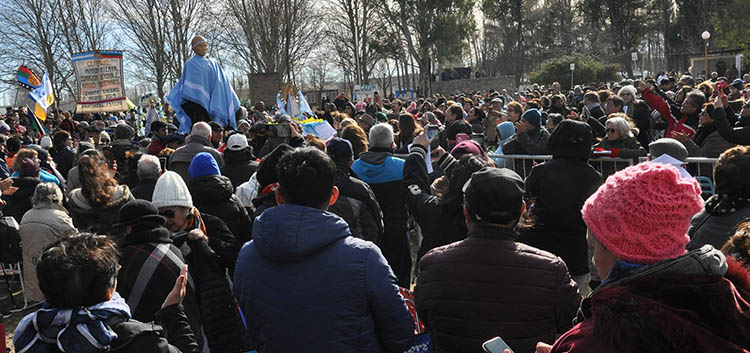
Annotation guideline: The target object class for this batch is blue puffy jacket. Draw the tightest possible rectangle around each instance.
[233,204,414,353]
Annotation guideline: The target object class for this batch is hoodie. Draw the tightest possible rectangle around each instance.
[233,204,414,353]
[350,151,412,287]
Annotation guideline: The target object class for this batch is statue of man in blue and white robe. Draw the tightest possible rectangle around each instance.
[167,36,240,134]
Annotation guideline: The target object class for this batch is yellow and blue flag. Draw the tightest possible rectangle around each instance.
[28,73,54,121]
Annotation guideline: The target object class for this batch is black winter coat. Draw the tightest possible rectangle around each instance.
[7,176,40,223]
[328,167,383,243]
[402,145,466,260]
[221,150,259,189]
[172,234,250,353]
[713,107,750,145]
[188,175,253,245]
[109,304,201,353]
[131,179,157,201]
[415,224,580,353]
[521,158,602,275]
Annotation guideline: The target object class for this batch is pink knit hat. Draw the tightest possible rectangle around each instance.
[582,163,703,264]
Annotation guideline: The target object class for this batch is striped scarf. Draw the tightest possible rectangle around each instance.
[14,293,131,353]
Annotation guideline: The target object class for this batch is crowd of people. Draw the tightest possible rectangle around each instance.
[2,69,750,353]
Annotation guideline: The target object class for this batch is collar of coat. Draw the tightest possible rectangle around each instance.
[468,222,518,241]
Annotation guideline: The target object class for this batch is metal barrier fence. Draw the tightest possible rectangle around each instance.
[488,154,718,180]
[394,152,718,180]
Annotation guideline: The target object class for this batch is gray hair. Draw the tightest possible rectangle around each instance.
[192,121,211,139]
[368,123,394,149]
[32,182,63,206]
[606,117,634,139]
[137,154,162,180]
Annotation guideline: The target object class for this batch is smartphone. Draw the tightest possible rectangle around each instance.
[471,133,485,146]
[482,337,513,353]
[159,156,168,171]
[277,123,292,138]
[427,125,439,139]
[455,133,469,143]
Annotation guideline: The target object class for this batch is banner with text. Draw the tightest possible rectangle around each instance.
[353,84,379,101]
[72,50,128,113]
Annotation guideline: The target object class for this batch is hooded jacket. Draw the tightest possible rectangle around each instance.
[550,246,750,352]
[351,150,412,287]
[328,164,384,244]
[521,121,603,275]
[221,150,259,189]
[188,174,253,245]
[234,204,415,353]
[68,185,133,233]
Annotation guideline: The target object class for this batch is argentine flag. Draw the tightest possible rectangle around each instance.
[28,73,54,121]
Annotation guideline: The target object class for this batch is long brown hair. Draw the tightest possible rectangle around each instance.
[397,114,423,145]
[78,154,118,207]
[341,125,369,159]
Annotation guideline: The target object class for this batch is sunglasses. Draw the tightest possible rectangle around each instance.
[606,128,617,133]
[159,209,176,218]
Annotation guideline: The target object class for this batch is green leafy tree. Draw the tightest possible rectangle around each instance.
[529,55,620,89]
[712,0,750,59]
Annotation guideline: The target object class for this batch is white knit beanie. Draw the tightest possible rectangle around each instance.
[152,171,193,208]
[618,85,638,98]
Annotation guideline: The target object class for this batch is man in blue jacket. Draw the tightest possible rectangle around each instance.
[233,147,414,353]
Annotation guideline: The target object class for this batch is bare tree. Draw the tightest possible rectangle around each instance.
[323,0,385,84]
[0,0,68,100]
[223,0,321,85]
[110,0,207,100]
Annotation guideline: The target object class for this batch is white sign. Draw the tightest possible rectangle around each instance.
[570,63,575,71]
[353,84,378,101]
[631,52,638,62]
[72,50,128,113]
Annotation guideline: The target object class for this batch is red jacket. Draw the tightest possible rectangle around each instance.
[641,88,698,139]
[148,138,166,155]
[551,253,750,353]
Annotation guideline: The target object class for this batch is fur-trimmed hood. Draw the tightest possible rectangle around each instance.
[566,246,750,352]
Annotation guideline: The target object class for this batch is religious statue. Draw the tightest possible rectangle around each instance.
[166,36,240,134]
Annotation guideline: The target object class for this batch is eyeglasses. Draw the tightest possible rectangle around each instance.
[159,209,176,218]
[606,128,617,133]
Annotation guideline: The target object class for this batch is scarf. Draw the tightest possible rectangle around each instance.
[14,293,131,353]
[705,193,750,216]
[186,207,207,235]
[692,123,717,146]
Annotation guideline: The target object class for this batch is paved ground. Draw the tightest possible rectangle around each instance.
[0,273,38,352]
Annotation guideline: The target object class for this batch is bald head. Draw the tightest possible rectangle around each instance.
[191,36,207,56]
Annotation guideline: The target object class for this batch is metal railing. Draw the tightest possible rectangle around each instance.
[395,152,718,180]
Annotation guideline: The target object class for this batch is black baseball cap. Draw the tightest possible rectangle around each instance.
[462,167,525,224]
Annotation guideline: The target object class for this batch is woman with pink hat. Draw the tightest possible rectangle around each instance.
[536,162,750,353]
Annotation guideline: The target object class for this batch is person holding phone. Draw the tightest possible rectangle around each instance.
[502,109,551,155]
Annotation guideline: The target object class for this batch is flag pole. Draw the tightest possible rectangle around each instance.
[12,84,19,108]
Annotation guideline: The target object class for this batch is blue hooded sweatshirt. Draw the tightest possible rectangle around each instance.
[233,204,414,353]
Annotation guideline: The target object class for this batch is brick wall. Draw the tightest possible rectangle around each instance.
[249,72,280,107]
